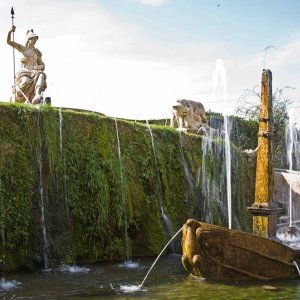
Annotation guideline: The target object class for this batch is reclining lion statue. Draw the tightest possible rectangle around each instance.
[171,99,208,132]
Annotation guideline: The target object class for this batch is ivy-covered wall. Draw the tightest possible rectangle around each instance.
[0,103,255,272]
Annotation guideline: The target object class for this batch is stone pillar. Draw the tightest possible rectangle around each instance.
[247,69,283,238]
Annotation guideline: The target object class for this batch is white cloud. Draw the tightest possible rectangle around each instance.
[135,0,170,6]
[0,0,223,119]
[0,0,299,120]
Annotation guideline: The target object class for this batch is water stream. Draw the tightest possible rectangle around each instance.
[146,120,175,251]
[119,227,182,293]
[59,107,63,153]
[287,109,296,226]
[293,260,300,276]
[213,59,232,229]
[114,117,129,260]
[178,132,195,191]
[59,108,70,224]
[224,116,232,229]
[37,110,50,269]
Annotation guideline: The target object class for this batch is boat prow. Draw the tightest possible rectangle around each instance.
[181,219,300,281]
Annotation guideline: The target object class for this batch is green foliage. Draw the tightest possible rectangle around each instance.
[235,86,293,168]
[0,103,256,271]
[207,111,258,151]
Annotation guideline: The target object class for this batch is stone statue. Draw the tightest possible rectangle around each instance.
[171,99,208,132]
[7,26,47,104]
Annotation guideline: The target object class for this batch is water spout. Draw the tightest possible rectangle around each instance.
[213,59,232,229]
[139,227,182,288]
[293,260,300,276]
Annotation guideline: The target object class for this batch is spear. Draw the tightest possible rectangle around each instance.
[11,7,16,102]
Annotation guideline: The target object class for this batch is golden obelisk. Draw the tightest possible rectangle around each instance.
[248,69,282,238]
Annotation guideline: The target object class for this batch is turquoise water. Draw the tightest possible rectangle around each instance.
[1,254,300,299]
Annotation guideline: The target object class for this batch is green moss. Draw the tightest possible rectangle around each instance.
[0,103,256,271]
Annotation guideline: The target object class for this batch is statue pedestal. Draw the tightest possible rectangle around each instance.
[248,203,283,238]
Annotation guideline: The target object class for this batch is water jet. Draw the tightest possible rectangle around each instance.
[181,69,300,281]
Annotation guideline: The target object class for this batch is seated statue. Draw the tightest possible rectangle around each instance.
[7,26,47,104]
[171,99,208,131]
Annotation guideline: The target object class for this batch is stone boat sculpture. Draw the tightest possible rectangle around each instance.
[181,69,300,281]
[182,219,300,280]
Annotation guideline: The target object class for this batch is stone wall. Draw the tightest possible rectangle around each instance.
[0,103,255,271]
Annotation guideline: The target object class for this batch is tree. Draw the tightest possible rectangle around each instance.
[235,86,294,168]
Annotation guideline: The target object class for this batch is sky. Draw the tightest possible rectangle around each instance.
[0,0,300,121]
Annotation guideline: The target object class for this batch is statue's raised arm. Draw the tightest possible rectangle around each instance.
[7,26,25,53]
[7,26,47,104]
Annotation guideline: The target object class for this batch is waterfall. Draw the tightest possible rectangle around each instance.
[286,107,300,226]
[114,118,129,259]
[178,132,195,191]
[59,108,63,153]
[287,110,295,226]
[213,59,232,229]
[200,123,227,223]
[58,109,70,225]
[201,130,213,222]
[37,111,50,269]
[224,117,232,229]
[146,121,175,251]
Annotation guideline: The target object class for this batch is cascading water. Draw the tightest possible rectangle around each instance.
[287,108,296,227]
[178,132,195,191]
[114,117,129,260]
[213,59,232,229]
[58,109,70,224]
[276,105,300,245]
[200,122,227,223]
[59,108,63,153]
[145,120,175,251]
[224,117,232,229]
[285,106,300,226]
[37,111,50,269]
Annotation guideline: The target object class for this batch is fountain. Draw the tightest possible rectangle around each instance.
[287,109,296,228]
[276,106,300,243]
[213,59,232,229]
[181,69,300,281]
[146,120,175,252]
[118,227,182,293]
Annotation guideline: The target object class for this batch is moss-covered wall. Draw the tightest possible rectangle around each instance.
[0,103,255,272]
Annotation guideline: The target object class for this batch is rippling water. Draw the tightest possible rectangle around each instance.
[2,254,300,299]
